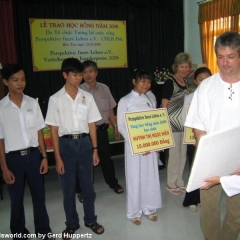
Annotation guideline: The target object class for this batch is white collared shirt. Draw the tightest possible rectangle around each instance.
[45,86,102,136]
[185,72,240,134]
[0,94,45,153]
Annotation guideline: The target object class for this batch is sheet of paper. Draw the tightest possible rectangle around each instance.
[186,126,240,192]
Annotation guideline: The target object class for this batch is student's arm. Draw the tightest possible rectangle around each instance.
[88,122,100,166]
[0,139,15,184]
[38,130,48,174]
[109,108,120,141]
[50,125,65,174]
[193,128,206,145]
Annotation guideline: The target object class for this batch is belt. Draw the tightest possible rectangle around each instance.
[8,147,38,156]
[61,133,88,140]
[96,123,109,130]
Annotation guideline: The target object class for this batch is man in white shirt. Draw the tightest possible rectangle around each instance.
[185,31,240,240]
[45,58,104,237]
[0,64,54,240]
[79,60,123,195]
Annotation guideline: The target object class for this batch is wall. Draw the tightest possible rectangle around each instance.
[184,0,203,65]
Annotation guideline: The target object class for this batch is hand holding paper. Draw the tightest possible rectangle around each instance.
[201,177,221,190]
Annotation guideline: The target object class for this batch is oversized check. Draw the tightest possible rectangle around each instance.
[124,108,174,155]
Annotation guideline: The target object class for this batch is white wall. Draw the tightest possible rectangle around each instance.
[184,0,203,65]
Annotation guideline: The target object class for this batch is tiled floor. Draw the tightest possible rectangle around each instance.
[0,154,239,240]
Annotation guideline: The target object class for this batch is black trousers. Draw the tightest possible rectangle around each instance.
[183,144,200,206]
[96,127,119,188]
[76,127,118,194]
[6,149,51,238]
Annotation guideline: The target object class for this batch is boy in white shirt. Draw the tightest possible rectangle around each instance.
[45,58,104,238]
[0,64,54,240]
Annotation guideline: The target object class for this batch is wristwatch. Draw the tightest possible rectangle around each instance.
[42,155,49,160]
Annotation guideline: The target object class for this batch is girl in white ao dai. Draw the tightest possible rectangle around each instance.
[117,69,162,225]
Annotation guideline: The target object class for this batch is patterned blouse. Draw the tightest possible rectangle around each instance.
[162,76,189,132]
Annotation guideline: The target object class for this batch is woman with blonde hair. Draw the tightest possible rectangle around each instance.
[161,52,192,195]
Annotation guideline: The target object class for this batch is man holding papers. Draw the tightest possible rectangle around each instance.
[201,173,240,198]
[185,31,240,240]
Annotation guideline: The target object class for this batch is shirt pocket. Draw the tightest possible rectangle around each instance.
[25,114,35,128]
[99,99,109,111]
[77,104,88,121]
